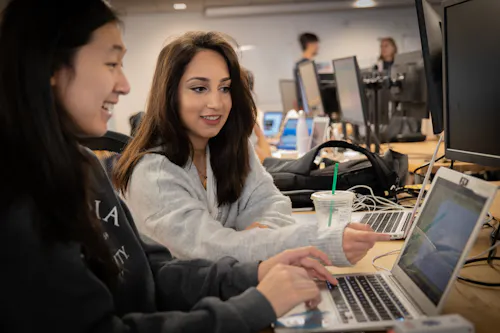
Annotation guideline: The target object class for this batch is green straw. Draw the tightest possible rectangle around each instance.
[327,163,339,227]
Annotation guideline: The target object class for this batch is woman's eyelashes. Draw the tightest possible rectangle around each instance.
[106,61,124,69]
[190,85,231,94]
[191,86,207,93]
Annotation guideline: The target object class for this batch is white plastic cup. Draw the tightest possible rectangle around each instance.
[311,191,355,229]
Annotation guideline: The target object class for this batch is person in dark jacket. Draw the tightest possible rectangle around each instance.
[294,32,320,110]
[0,1,337,332]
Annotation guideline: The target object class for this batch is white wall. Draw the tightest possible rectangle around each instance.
[111,7,422,134]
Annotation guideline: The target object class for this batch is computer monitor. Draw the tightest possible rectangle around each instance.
[332,56,368,126]
[443,0,500,167]
[298,61,326,117]
[276,117,313,150]
[279,79,297,114]
[416,0,444,134]
[262,111,283,137]
[390,51,428,119]
[318,73,334,84]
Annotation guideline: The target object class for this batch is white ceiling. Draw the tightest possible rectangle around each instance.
[110,0,336,14]
[0,0,442,17]
[107,0,440,15]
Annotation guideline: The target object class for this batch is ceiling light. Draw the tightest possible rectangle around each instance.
[354,0,376,8]
[173,3,187,10]
[238,45,255,52]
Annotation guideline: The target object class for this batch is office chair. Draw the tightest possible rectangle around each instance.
[79,130,130,178]
[129,111,145,137]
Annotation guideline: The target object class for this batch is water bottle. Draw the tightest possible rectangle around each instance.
[296,111,309,157]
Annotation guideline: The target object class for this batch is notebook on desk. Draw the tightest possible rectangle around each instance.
[277,167,498,332]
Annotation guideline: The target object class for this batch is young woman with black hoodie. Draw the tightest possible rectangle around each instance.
[0,1,337,332]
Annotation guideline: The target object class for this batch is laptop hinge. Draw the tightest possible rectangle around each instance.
[387,274,425,315]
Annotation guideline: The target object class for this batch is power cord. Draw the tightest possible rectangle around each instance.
[372,250,401,272]
[457,222,500,287]
[347,185,413,212]
[488,221,500,262]
[413,155,445,175]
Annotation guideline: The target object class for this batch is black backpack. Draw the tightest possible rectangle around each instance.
[263,141,408,208]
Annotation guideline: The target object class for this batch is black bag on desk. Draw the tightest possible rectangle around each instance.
[263,140,408,208]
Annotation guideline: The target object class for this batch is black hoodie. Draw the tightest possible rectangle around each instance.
[0,149,276,333]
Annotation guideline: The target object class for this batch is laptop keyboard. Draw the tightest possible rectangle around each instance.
[329,275,411,324]
[360,211,410,233]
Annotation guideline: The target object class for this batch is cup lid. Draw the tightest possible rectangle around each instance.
[311,190,355,201]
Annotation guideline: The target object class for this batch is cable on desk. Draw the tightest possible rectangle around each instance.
[483,213,497,227]
[488,221,499,262]
[467,240,500,261]
[347,185,412,212]
[457,235,500,287]
[372,250,401,272]
[412,155,445,175]
[450,160,455,170]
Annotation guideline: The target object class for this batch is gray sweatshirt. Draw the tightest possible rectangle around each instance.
[0,150,276,333]
[125,142,351,266]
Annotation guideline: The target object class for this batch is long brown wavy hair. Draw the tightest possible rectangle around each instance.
[114,31,256,205]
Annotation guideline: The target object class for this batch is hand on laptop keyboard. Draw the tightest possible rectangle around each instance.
[343,223,391,264]
[257,263,322,317]
[257,246,338,316]
[258,246,337,284]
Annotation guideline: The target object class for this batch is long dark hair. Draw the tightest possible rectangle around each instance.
[0,0,121,288]
[114,31,256,206]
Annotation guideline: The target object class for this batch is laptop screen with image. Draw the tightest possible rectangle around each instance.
[263,112,283,137]
[276,118,313,150]
[397,177,487,305]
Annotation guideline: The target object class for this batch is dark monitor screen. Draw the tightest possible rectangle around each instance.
[332,56,367,126]
[444,0,500,167]
[298,61,325,117]
[416,0,444,134]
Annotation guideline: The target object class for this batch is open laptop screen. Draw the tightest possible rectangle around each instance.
[276,118,313,150]
[397,177,487,305]
[263,112,283,137]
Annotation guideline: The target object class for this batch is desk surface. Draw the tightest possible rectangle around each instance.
[383,139,500,175]
[382,138,443,160]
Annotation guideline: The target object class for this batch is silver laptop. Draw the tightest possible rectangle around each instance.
[351,135,444,240]
[276,167,498,332]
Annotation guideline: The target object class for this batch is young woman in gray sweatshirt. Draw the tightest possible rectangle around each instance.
[0,1,338,332]
[114,32,390,266]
